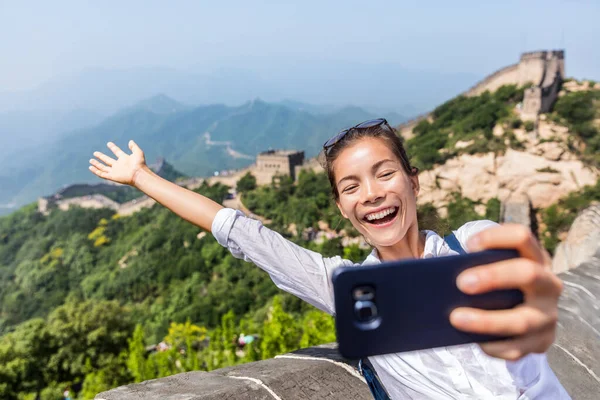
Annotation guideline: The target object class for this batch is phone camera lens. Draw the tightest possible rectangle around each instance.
[354,300,378,322]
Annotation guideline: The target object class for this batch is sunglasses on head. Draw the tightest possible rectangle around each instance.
[323,118,392,154]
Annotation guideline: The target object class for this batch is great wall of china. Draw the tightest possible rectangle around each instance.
[399,50,565,138]
[37,150,308,216]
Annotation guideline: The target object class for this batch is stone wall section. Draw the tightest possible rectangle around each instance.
[464,64,520,97]
[96,344,372,400]
[37,150,305,217]
[56,194,121,212]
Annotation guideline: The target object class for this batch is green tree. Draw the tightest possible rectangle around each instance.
[45,300,133,385]
[127,325,149,383]
[236,172,257,193]
[220,311,237,366]
[260,296,300,359]
[299,310,336,348]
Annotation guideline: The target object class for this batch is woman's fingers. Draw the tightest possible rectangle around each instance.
[89,165,108,179]
[107,142,127,158]
[450,305,557,337]
[89,158,109,173]
[479,330,556,361]
[467,224,546,264]
[456,258,562,296]
[129,140,142,155]
[93,151,116,166]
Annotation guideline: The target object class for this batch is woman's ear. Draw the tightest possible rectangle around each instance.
[410,175,420,197]
[336,200,349,219]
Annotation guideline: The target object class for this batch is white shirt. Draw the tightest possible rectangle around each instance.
[212,208,570,399]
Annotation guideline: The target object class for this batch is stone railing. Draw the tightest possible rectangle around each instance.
[97,205,600,400]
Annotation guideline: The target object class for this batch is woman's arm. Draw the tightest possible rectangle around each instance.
[89,140,222,231]
[212,208,353,315]
[90,141,350,314]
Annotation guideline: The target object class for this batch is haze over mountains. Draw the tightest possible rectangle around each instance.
[0,60,484,215]
[0,63,477,157]
[0,64,479,115]
[0,93,406,215]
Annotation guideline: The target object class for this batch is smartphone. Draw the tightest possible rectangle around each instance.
[332,249,523,359]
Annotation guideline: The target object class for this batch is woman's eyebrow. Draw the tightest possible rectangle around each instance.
[337,174,359,187]
[371,159,397,171]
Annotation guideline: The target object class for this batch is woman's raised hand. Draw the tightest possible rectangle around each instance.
[449,224,563,361]
[89,140,146,186]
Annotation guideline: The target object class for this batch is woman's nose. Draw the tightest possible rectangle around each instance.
[361,180,384,204]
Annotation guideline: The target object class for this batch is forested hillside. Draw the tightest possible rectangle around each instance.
[0,164,506,400]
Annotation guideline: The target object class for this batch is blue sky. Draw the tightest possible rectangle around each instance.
[1,0,598,92]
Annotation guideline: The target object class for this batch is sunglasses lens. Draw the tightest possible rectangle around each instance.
[355,118,386,129]
[324,130,348,148]
[323,119,388,152]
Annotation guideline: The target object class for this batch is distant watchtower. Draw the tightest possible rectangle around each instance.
[253,150,305,185]
[520,50,565,121]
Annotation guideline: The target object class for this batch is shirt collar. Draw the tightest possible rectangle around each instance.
[361,230,444,265]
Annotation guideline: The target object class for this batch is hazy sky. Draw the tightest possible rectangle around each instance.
[1,0,599,92]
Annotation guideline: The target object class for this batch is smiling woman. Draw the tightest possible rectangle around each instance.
[89,120,568,399]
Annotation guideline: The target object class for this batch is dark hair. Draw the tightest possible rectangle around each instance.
[320,125,418,199]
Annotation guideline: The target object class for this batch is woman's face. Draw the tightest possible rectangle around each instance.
[333,137,419,248]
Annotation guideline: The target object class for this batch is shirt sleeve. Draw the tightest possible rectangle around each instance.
[454,220,500,251]
[211,208,355,315]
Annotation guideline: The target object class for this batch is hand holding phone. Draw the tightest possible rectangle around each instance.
[332,249,523,359]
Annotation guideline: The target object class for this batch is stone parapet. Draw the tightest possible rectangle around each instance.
[96,344,371,400]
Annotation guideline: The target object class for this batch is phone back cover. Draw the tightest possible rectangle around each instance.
[332,249,523,359]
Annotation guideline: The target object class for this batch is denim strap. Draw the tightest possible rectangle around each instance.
[358,232,464,400]
[444,232,466,255]
[359,359,391,400]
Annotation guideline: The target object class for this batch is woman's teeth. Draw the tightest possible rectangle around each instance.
[365,207,397,221]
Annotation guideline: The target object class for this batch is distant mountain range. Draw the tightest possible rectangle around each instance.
[0,64,478,115]
[0,95,404,214]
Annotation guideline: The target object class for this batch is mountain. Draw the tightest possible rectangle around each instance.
[120,94,190,115]
[277,99,407,125]
[0,98,380,213]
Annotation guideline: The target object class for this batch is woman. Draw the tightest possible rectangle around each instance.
[89,119,568,399]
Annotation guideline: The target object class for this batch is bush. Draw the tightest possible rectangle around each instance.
[536,166,560,173]
[554,91,596,125]
[510,118,523,129]
[524,121,535,132]
[540,178,600,253]
[236,172,257,193]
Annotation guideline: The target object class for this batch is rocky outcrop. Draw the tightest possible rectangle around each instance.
[417,122,598,215]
